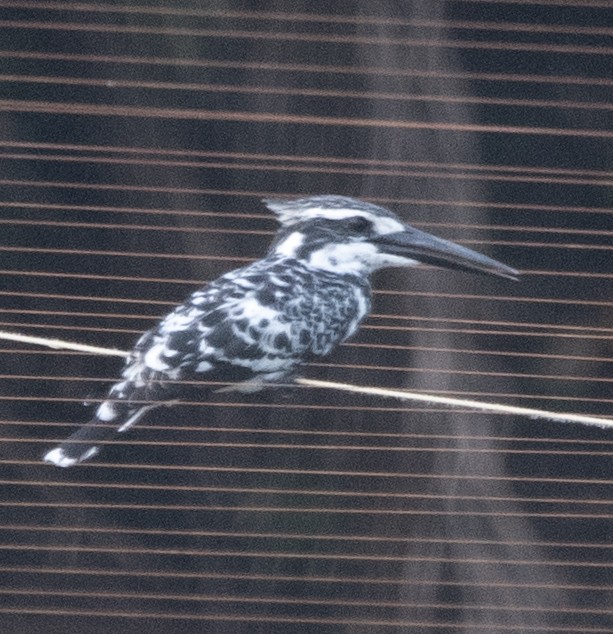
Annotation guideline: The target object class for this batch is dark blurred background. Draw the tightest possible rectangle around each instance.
[0,1,612,632]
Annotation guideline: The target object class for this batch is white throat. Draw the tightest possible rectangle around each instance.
[307,242,419,275]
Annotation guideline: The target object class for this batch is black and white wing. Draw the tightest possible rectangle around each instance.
[43,257,370,467]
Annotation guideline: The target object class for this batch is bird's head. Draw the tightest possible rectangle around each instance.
[264,195,518,280]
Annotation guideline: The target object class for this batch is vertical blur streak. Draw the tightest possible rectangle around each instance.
[359,3,569,630]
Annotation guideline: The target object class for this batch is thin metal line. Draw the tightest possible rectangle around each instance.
[0,217,273,236]
[1,300,611,336]
[2,179,612,219]
[376,291,612,308]
[15,435,613,458]
[5,458,613,485]
[3,285,613,313]
[2,563,612,592]
[3,73,612,114]
[5,149,613,187]
[371,313,612,333]
[2,313,613,348]
[3,388,611,406]
[0,606,604,632]
[3,288,612,334]
[1,49,611,88]
[465,0,611,8]
[3,210,612,241]
[0,74,613,116]
[3,1,613,37]
[10,316,609,366]
[2,359,608,386]
[344,343,612,364]
[1,98,611,139]
[6,478,613,506]
[0,241,607,271]
[0,393,472,415]
[2,186,611,217]
[4,212,613,240]
[1,18,612,57]
[1,541,613,566]
[7,326,613,366]
[0,243,247,262]
[0,587,610,618]
[3,379,612,405]
[3,140,613,181]
[8,419,613,447]
[5,523,613,551]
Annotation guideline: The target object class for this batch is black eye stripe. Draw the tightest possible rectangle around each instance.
[346,216,372,232]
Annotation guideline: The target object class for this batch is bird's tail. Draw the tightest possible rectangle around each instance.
[43,387,159,467]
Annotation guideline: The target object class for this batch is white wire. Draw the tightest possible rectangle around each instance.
[0,329,611,429]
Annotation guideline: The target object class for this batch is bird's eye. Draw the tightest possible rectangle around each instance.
[346,216,372,233]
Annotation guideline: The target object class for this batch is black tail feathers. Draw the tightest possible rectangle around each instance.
[42,417,116,467]
[43,401,155,468]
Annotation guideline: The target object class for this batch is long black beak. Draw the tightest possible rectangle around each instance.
[374,226,519,280]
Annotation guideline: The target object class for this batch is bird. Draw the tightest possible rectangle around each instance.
[43,195,518,467]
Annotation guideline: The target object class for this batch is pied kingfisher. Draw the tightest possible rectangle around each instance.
[43,195,518,467]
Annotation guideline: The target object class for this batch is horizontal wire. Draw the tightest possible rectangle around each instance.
[2,98,612,139]
[0,391,492,416]
[4,329,596,367]
[0,608,604,633]
[4,140,613,183]
[2,199,612,250]
[2,18,612,58]
[0,320,142,333]
[10,501,600,519]
[12,501,608,519]
[0,217,271,236]
[2,49,612,89]
[4,209,613,240]
[15,346,606,395]
[345,343,612,364]
[2,541,613,566]
[15,434,613,458]
[0,605,596,631]
[3,285,612,313]
[0,237,606,265]
[3,387,611,406]
[5,478,613,507]
[8,418,613,447]
[0,305,606,339]
[3,178,612,224]
[3,563,612,593]
[3,184,612,218]
[3,373,612,406]
[5,149,613,189]
[5,459,613,486]
[0,587,610,619]
[2,312,613,350]
[466,0,612,8]
[0,389,592,412]
[2,305,611,363]
[3,1,613,38]
[1,359,608,386]
[3,72,612,115]
[14,305,613,365]
[4,145,613,180]
[2,300,612,336]
[0,74,613,119]
[6,523,613,551]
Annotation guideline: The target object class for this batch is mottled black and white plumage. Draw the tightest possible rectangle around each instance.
[43,195,518,467]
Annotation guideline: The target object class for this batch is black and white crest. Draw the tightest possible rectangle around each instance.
[263,195,399,227]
